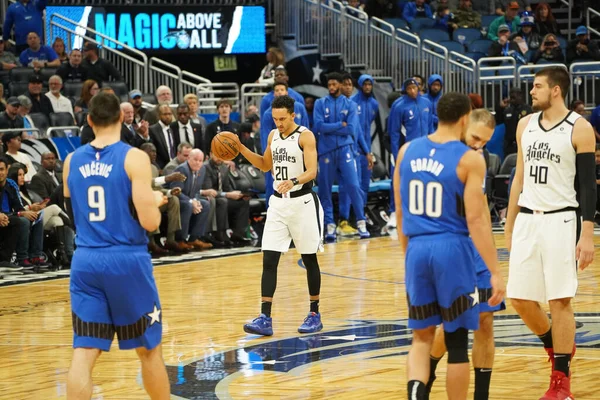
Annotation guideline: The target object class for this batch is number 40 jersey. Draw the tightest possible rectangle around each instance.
[518,111,579,212]
[67,141,148,248]
[270,125,313,193]
[399,137,472,238]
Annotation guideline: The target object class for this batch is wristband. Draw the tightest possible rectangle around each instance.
[291,177,299,186]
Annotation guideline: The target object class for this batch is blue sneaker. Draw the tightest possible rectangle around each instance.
[243,314,273,336]
[298,312,323,333]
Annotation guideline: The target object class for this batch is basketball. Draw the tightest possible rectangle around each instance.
[211,131,240,161]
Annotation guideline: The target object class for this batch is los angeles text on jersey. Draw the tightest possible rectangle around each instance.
[272,147,297,163]
[525,140,561,164]
[78,161,114,179]
[409,157,444,176]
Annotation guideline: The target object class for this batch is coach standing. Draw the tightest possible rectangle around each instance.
[3,0,47,55]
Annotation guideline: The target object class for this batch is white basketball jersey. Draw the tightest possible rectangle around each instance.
[518,111,579,211]
[270,125,308,192]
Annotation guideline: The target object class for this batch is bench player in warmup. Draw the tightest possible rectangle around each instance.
[64,91,170,399]
[394,93,505,400]
[505,66,596,400]
[231,95,325,336]
[425,109,505,400]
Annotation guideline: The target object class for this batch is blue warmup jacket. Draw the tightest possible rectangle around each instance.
[3,0,47,46]
[350,74,379,155]
[260,88,306,118]
[313,94,357,156]
[387,94,434,155]
[402,2,433,23]
[260,101,310,152]
[424,74,443,130]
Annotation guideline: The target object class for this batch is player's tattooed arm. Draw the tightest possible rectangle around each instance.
[393,143,410,253]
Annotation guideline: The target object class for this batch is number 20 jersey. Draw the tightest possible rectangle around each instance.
[270,125,310,193]
[400,137,471,238]
[518,111,579,212]
[67,141,148,248]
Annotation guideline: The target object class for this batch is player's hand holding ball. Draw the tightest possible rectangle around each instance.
[153,191,168,207]
[211,131,241,161]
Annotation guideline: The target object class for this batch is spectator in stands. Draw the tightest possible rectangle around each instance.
[1,132,36,181]
[205,99,240,156]
[532,33,565,63]
[434,5,452,31]
[0,191,21,270]
[81,42,122,85]
[0,159,45,268]
[256,47,285,86]
[404,0,434,23]
[567,26,600,64]
[0,39,20,71]
[45,75,75,120]
[74,79,99,113]
[52,38,69,64]
[0,97,24,130]
[202,152,250,245]
[259,67,305,116]
[450,0,482,29]
[170,149,213,250]
[149,104,178,169]
[121,102,149,147]
[164,142,192,175]
[19,32,60,70]
[144,85,176,126]
[0,84,5,113]
[246,112,260,132]
[495,0,530,15]
[488,24,526,61]
[425,74,443,129]
[128,89,147,123]
[364,0,398,19]
[488,2,521,41]
[496,86,531,156]
[29,152,60,199]
[183,93,208,132]
[3,0,47,55]
[412,74,427,95]
[171,104,204,151]
[235,122,260,165]
[304,96,315,129]
[26,74,54,119]
[570,100,587,117]
[534,2,559,36]
[245,104,259,121]
[591,104,600,142]
[56,49,88,82]
[510,11,541,56]
[17,95,37,139]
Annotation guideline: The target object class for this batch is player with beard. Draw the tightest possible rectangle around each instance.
[425,109,506,400]
[505,66,596,400]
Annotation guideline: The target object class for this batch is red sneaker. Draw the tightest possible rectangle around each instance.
[539,371,574,400]
[544,344,577,371]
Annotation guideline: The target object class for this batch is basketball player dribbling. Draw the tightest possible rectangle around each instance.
[395,93,505,400]
[63,92,171,399]
[425,109,505,400]
[505,66,596,399]
[230,95,325,336]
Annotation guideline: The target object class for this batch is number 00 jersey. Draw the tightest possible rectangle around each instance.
[67,141,148,248]
[400,137,471,238]
[270,125,312,193]
[518,111,579,212]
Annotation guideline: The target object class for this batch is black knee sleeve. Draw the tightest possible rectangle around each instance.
[301,253,321,296]
[261,250,281,298]
[444,328,469,364]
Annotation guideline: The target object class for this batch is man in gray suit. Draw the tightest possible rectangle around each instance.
[170,149,212,250]
[29,152,60,199]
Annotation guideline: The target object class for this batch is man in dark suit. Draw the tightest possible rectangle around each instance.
[202,152,250,245]
[29,152,61,199]
[170,104,204,152]
[121,102,150,148]
[149,104,177,169]
[170,149,212,250]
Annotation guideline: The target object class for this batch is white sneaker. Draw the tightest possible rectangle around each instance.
[325,223,337,241]
[357,220,370,238]
[386,212,397,229]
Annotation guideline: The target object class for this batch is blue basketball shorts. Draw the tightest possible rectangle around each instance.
[472,245,506,313]
[405,233,479,332]
[70,246,162,351]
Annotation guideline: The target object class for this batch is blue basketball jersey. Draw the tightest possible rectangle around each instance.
[400,137,471,237]
[68,141,148,248]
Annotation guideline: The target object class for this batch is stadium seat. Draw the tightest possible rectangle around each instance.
[9,67,35,83]
[142,93,158,104]
[49,112,75,127]
[409,17,436,32]
[439,40,465,54]
[238,164,266,194]
[385,17,408,30]
[465,51,486,61]
[102,81,129,102]
[491,153,517,206]
[487,153,501,176]
[48,126,79,138]
[8,81,28,97]
[371,153,388,180]
[468,39,494,54]
[74,111,88,127]
[453,28,482,45]
[481,15,497,28]
[39,67,58,83]
[29,113,50,137]
[64,81,84,99]
[419,28,450,43]
[571,63,600,73]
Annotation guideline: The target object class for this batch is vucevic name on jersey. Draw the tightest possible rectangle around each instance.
[270,125,309,193]
[518,111,579,212]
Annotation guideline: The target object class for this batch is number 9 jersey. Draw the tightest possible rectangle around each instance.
[400,137,471,238]
[67,141,148,248]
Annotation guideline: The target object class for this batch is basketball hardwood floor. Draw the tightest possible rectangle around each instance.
[1,234,600,399]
